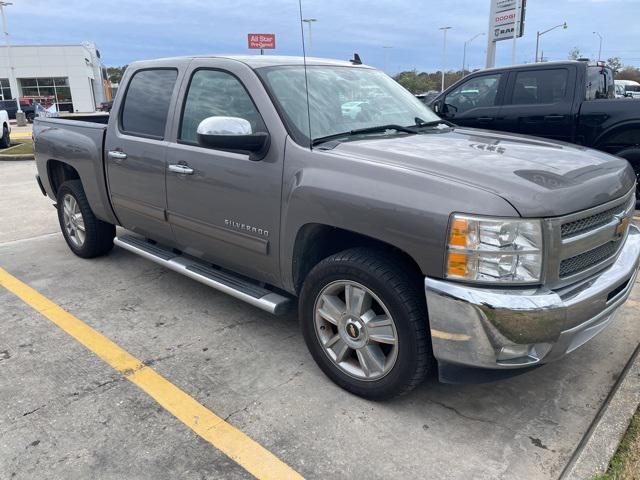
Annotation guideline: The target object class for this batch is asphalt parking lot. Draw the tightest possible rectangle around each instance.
[1,159,640,480]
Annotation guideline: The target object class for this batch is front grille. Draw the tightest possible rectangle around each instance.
[559,241,620,278]
[561,203,626,238]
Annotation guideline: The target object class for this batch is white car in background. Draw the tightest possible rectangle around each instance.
[615,79,640,99]
[0,109,10,148]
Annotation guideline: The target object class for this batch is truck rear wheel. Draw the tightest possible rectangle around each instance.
[56,180,115,258]
[299,248,431,399]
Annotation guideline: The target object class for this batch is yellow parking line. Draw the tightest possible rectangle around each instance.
[0,267,303,480]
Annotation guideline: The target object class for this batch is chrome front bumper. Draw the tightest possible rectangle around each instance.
[425,224,640,370]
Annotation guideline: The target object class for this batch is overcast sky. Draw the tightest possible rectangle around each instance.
[7,0,640,72]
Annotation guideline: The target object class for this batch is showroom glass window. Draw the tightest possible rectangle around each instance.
[179,69,265,143]
[120,69,178,138]
[0,79,11,100]
[18,77,72,111]
[509,69,568,105]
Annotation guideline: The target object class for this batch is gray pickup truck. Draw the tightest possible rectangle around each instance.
[34,55,640,399]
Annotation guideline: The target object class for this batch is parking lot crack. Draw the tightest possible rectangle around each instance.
[427,399,514,431]
[22,406,44,417]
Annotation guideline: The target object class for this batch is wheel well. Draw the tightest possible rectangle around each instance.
[292,224,424,294]
[597,126,640,152]
[47,160,80,195]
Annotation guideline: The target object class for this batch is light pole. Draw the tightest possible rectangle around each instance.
[593,31,603,61]
[382,46,392,73]
[535,22,567,63]
[439,26,452,92]
[0,1,20,116]
[462,32,484,76]
[302,18,317,54]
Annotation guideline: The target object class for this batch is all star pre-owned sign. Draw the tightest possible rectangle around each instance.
[489,0,526,42]
[248,33,276,50]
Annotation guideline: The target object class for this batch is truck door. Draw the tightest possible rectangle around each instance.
[105,67,183,244]
[497,66,576,142]
[164,59,285,286]
[436,72,506,129]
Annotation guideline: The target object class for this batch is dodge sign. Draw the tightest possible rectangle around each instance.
[489,0,526,42]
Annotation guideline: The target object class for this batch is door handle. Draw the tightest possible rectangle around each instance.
[545,115,565,121]
[168,164,194,175]
[477,117,495,122]
[108,150,127,161]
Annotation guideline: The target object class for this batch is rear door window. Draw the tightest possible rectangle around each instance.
[120,69,178,139]
[509,69,568,104]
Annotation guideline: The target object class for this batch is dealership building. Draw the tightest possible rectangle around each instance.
[0,42,110,113]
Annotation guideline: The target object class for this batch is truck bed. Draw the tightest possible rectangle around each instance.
[33,116,117,225]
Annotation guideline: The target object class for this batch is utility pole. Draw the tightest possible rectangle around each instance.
[302,18,317,55]
[593,31,603,61]
[0,1,21,122]
[463,33,484,76]
[511,0,521,65]
[439,26,452,92]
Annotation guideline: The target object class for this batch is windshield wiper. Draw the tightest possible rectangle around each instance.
[413,117,456,129]
[312,124,418,146]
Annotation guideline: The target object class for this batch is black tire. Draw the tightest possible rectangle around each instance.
[617,147,640,204]
[56,180,115,258]
[0,125,10,149]
[26,112,34,123]
[300,247,431,400]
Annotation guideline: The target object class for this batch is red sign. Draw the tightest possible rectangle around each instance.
[248,33,276,50]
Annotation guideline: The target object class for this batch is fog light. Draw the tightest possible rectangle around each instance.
[497,344,531,361]
[497,343,552,364]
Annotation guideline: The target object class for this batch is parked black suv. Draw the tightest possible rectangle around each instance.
[0,99,36,122]
[429,61,640,199]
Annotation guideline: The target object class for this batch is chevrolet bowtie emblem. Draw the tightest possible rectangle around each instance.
[614,214,631,238]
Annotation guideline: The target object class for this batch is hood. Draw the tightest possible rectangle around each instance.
[328,128,635,217]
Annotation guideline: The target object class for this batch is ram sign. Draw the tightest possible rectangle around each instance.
[489,0,526,42]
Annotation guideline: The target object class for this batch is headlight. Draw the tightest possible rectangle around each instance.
[445,214,543,284]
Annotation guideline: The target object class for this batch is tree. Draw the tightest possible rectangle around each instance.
[106,66,128,84]
[617,66,640,83]
[568,47,582,60]
[606,57,623,74]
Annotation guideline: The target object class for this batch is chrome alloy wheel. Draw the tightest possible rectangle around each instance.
[62,194,86,248]
[314,280,399,381]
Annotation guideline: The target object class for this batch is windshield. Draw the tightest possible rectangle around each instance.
[259,65,441,145]
[586,66,615,100]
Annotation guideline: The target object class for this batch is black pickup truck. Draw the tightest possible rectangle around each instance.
[429,61,640,199]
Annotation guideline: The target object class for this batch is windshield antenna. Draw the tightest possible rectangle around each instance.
[298,0,313,150]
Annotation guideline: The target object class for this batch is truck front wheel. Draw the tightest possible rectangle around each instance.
[300,248,432,399]
[56,180,115,258]
[617,147,640,203]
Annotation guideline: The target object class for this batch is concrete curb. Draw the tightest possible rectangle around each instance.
[561,343,640,479]
[0,153,34,161]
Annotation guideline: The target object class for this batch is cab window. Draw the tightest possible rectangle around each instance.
[179,69,265,143]
[443,73,502,115]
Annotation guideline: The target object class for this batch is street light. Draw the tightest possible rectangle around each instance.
[0,1,20,115]
[439,26,452,92]
[382,46,392,73]
[302,18,317,54]
[593,31,603,61]
[462,32,484,77]
[535,22,568,63]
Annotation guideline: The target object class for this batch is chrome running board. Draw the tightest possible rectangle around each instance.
[114,234,292,315]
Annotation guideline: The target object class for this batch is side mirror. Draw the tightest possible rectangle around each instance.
[196,116,269,160]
